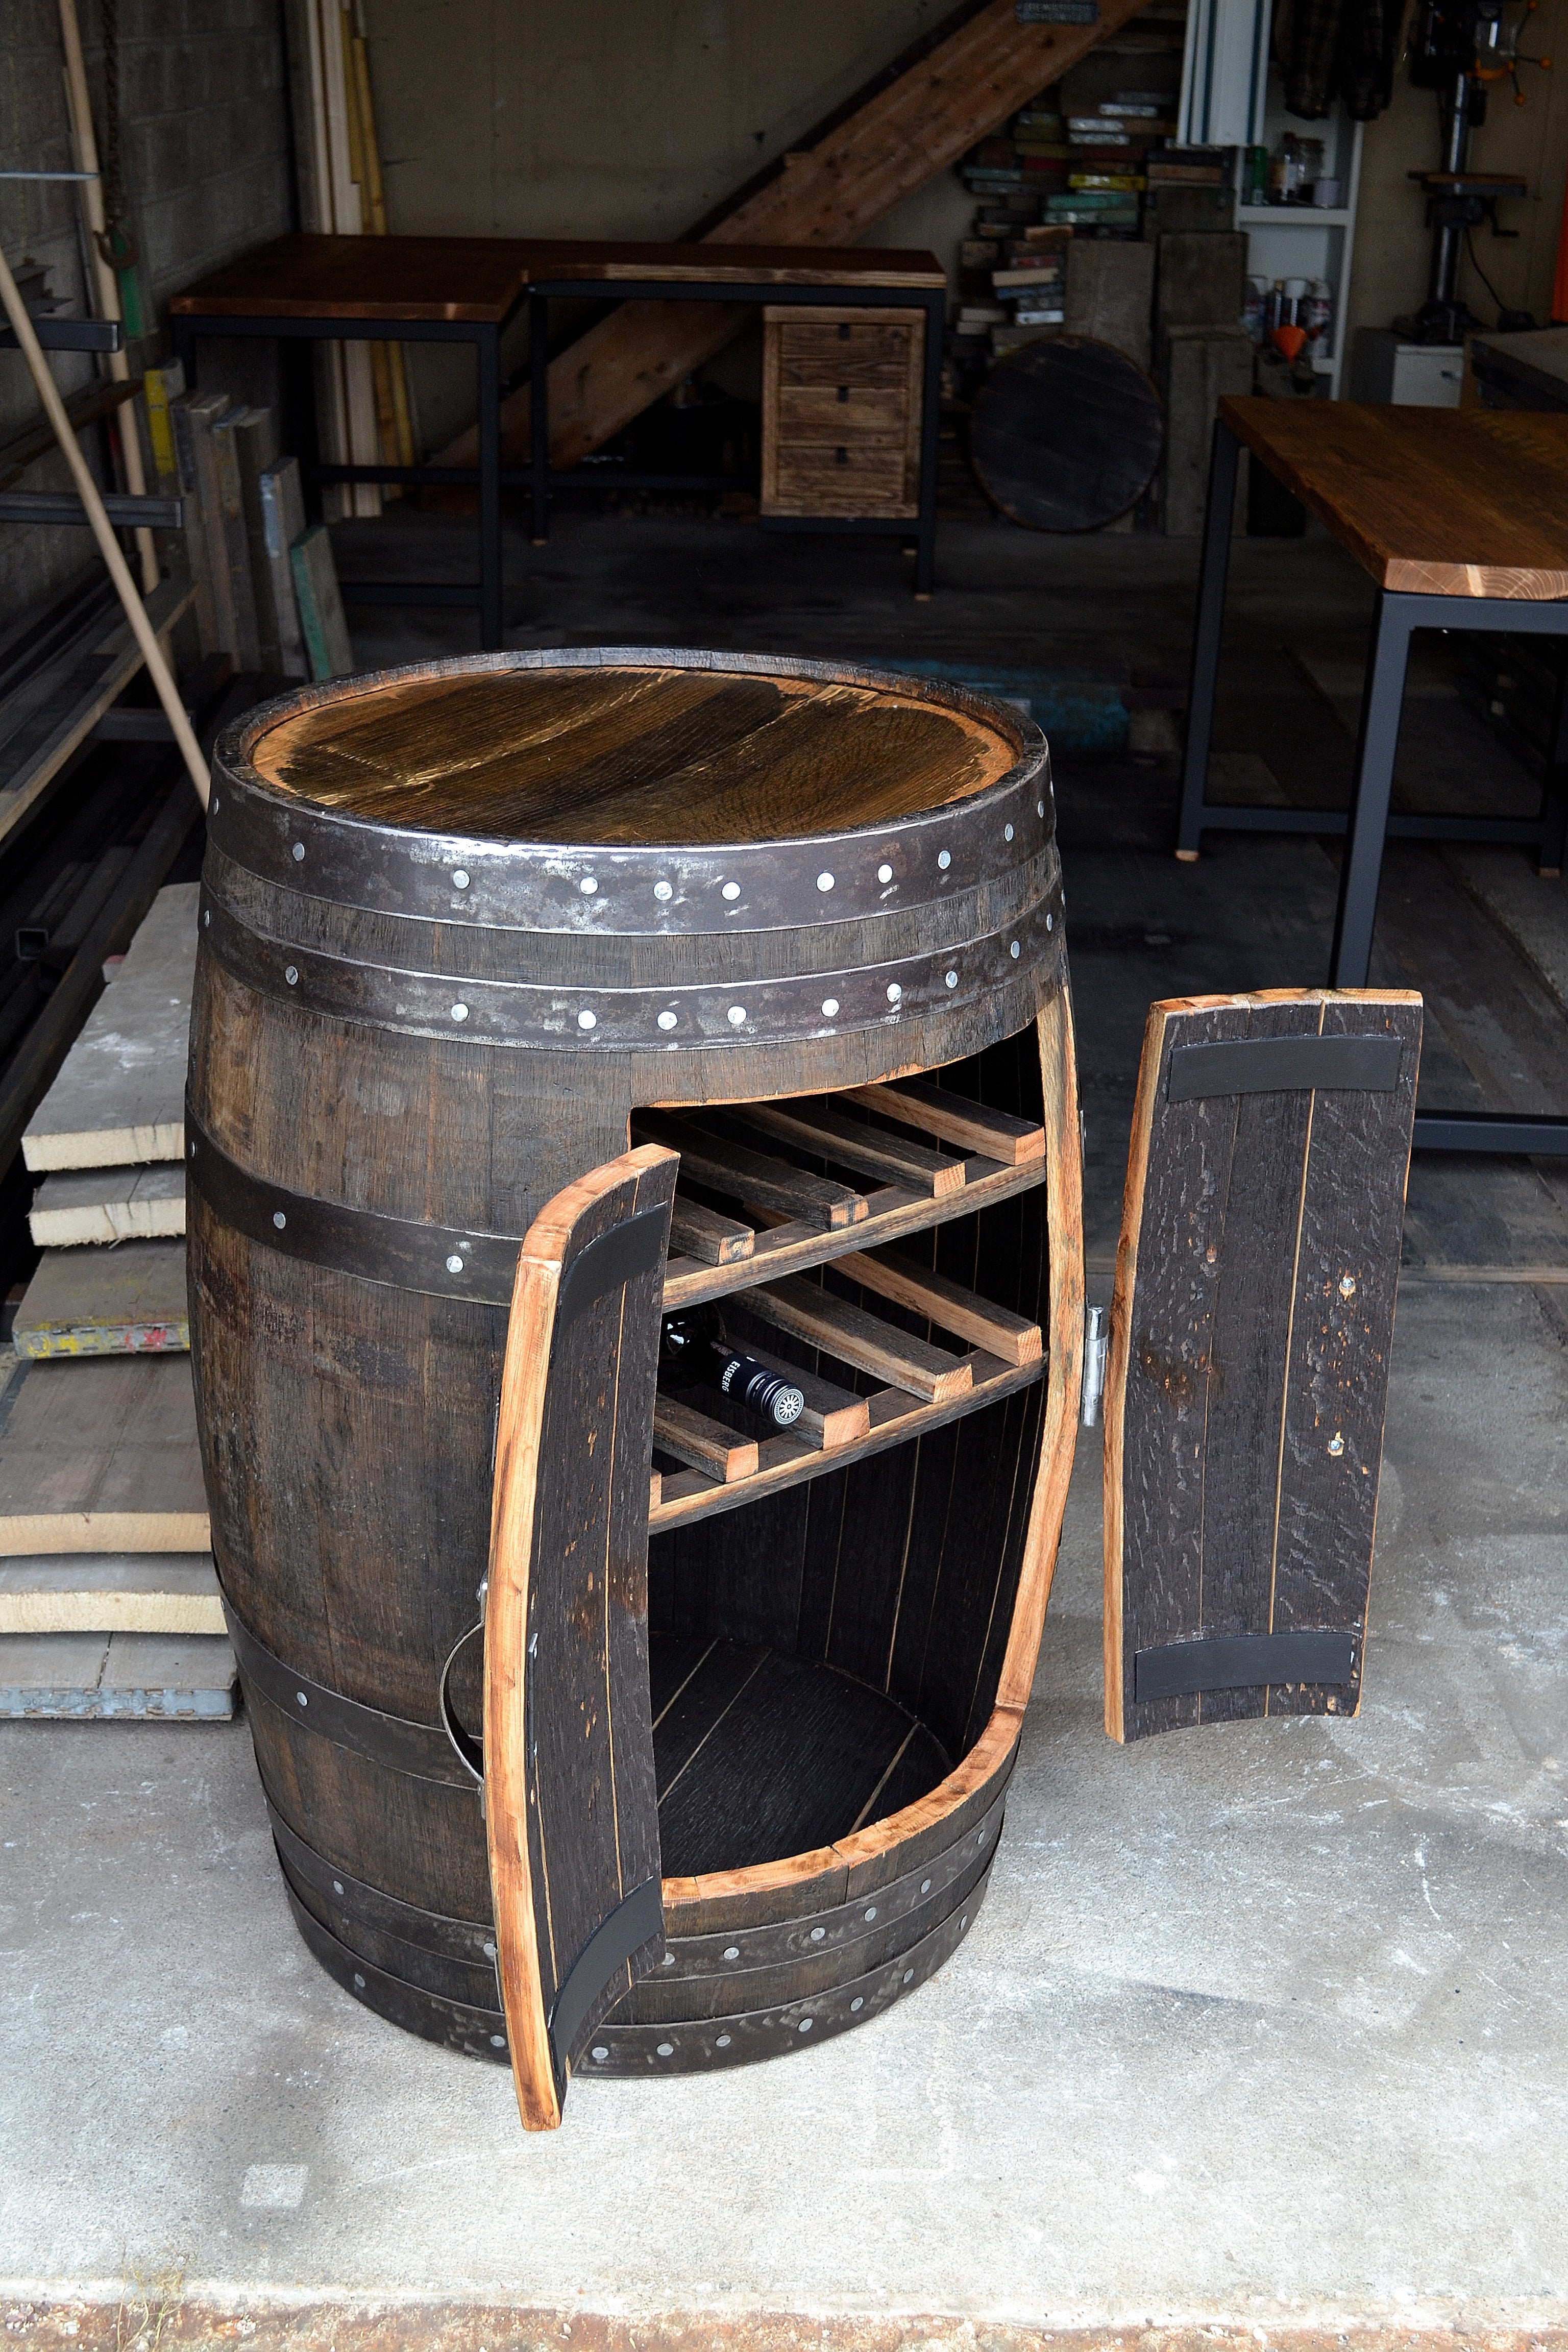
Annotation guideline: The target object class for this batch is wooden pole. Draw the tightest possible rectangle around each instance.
[56,0,158,593]
[0,244,210,808]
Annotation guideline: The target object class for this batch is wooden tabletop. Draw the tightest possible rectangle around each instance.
[249,659,1015,845]
[1221,397,1568,601]
[169,233,946,324]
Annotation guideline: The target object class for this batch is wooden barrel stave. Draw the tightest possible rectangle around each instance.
[190,651,1075,2077]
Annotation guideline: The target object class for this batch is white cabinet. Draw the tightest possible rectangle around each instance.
[1349,331,1466,406]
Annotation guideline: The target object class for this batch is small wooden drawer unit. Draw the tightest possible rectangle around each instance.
[762,305,925,520]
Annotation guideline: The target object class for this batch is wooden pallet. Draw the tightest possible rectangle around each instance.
[21,884,197,1171]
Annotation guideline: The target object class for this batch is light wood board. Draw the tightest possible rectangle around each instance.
[0,1553,222,1634]
[0,1355,210,1555]
[0,1631,235,1718]
[29,1163,187,1246]
[12,1239,188,1358]
[22,885,197,1171]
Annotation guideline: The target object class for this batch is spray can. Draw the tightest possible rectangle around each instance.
[1303,278,1334,354]
[1243,274,1270,343]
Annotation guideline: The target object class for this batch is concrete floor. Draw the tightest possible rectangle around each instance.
[4,507,1567,2344]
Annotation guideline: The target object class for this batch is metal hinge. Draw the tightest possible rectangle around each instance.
[1081,1304,1109,1427]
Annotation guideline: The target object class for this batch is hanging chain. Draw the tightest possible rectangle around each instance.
[94,0,139,271]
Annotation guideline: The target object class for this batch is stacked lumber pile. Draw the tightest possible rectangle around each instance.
[1,884,230,1720]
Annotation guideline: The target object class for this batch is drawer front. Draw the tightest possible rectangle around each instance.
[764,440,917,519]
[774,383,911,442]
[777,321,916,388]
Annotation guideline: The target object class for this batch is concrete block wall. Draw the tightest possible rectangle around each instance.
[0,0,292,635]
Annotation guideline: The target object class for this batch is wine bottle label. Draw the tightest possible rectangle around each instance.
[716,1348,804,1429]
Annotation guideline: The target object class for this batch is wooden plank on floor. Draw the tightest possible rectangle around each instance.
[0,1355,210,1555]
[0,575,195,851]
[0,1553,222,1634]
[12,1238,188,1357]
[29,1163,187,1246]
[0,1630,236,1718]
[22,885,197,1170]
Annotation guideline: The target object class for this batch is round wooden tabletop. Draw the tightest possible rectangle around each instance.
[970,336,1164,534]
[249,653,1023,846]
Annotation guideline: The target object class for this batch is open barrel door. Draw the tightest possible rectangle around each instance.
[483,1145,677,2128]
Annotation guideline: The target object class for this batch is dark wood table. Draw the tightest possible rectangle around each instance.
[169,234,949,645]
[1177,396,1568,1156]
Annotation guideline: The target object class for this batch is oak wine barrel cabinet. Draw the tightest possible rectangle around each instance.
[187,650,1083,2125]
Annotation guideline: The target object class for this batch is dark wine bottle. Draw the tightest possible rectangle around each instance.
[658,1306,805,1431]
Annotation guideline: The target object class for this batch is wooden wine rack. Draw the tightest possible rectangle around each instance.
[636,1076,1048,1530]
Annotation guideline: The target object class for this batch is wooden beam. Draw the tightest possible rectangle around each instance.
[438,0,1159,472]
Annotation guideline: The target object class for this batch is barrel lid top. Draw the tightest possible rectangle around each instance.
[243,651,1029,848]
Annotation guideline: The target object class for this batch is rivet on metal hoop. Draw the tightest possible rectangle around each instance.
[657,1010,678,1031]
[333,1880,344,1896]
[1004,823,1014,842]
[203,909,210,927]
[722,881,741,901]
[864,1906,876,1922]
[902,1969,914,1985]
[450,1002,470,1022]
[887,983,901,1003]
[723,1946,740,1961]
[592,2045,608,2061]
[490,2034,505,2048]
[821,997,839,1018]
[274,1211,287,1230]
[921,1879,932,1894]
[295,1688,307,1705]
[656,2041,674,2057]
[810,1926,825,1942]
[877,863,893,883]
[727,1006,746,1026]
[799,2017,813,2033]
[291,842,305,862]
[451,870,470,890]
[1010,942,1021,959]
[716,2033,732,2048]
[654,880,673,902]
[284,966,298,986]
[1046,913,1054,932]
[850,1997,864,2013]
[446,1254,464,1274]
[937,849,951,870]
[579,876,597,895]
[816,872,835,892]
[1037,799,1045,817]
[945,971,958,989]
[578,1010,596,1031]
[353,1973,366,1990]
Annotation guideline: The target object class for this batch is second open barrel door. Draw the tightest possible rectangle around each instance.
[484,1146,677,2128]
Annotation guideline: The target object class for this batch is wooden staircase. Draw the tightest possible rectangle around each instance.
[437,0,1165,478]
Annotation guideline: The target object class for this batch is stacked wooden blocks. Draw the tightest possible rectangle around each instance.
[1,884,231,1720]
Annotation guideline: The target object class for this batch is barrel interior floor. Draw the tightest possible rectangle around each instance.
[649,1633,949,1877]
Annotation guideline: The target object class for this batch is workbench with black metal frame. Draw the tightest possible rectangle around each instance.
[1175,395,1568,1157]
[169,235,532,653]
[516,241,948,598]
